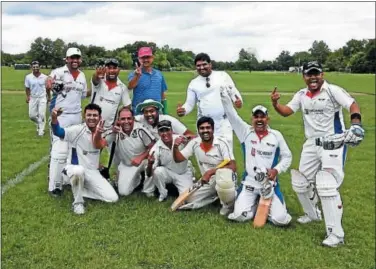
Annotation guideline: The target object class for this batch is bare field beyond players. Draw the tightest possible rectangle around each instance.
[1,67,375,269]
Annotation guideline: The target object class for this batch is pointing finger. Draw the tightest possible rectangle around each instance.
[272,86,277,94]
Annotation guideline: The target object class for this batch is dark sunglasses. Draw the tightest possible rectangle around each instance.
[206,77,210,88]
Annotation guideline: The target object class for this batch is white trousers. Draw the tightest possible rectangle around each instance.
[215,118,234,153]
[64,164,118,205]
[29,96,47,134]
[153,167,193,198]
[229,182,291,226]
[117,160,153,196]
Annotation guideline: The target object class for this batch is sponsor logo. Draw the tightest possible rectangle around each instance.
[266,142,275,147]
[251,140,257,144]
[251,147,256,156]
[318,98,326,101]
[256,149,273,156]
[304,109,324,115]
[83,150,100,155]
[245,185,254,192]
[329,154,338,158]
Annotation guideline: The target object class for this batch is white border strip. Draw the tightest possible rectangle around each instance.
[1,155,49,196]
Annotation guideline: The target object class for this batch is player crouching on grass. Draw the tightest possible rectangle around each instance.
[173,116,237,215]
[50,103,119,215]
[220,88,292,226]
[93,107,156,197]
[146,120,194,202]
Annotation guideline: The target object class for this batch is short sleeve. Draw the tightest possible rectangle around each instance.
[286,91,303,112]
[25,76,30,88]
[64,125,85,144]
[218,138,235,160]
[328,85,354,111]
[161,75,167,92]
[180,139,195,159]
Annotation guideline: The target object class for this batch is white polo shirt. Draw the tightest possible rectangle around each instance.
[180,136,234,175]
[287,80,354,139]
[49,65,87,114]
[91,78,131,129]
[106,122,155,166]
[135,114,187,139]
[25,73,48,98]
[64,123,100,170]
[150,134,188,175]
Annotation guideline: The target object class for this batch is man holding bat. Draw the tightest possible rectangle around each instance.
[220,89,292,226]
[173,116,237,215]
[146,120,194,202]
[50,103,119,215]
[271,61,364,247]
[128,47,168,114]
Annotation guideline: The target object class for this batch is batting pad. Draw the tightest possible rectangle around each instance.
[215,168,235,205]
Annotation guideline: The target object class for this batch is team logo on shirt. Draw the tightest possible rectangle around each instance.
[131,130,138,138]
[251,140,257,144]
[245,185,254,192]
[251,147,256,156]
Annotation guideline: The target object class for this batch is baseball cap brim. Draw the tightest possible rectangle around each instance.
[135,100,164,114]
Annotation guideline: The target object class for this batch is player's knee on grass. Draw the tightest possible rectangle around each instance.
[215,168,236,206]
[269,211,292,226]
[228,210,254,222]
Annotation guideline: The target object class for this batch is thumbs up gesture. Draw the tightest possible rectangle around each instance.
[176,102,186,117]
[270,87,280,105]
[234,94,242,108]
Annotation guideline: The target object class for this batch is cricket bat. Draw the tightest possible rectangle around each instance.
[253,196,272,228]
[170,159,230,211]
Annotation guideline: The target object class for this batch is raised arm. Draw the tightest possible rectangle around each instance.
[51,107,65,139]
[127,63,142,90]
[271,87,295,117]
[173,136,190,163]
[92,120,108,149]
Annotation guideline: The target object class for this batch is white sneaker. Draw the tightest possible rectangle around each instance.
[38,130,45,136]
[297,209,322,224]
[158,194,167,202]
[145,192,154,198]
[322,234,344,247]
[220,205,234,216]
[73,203,85,215]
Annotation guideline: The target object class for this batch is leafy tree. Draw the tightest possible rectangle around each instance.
[309,40,331,63]
[275,50,294,71]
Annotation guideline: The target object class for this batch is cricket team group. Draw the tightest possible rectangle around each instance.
[24,46,364,247]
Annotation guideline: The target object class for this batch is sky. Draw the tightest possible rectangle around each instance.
[1,1,375,62]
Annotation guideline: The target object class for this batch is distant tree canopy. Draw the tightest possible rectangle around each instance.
[1,37,375,73]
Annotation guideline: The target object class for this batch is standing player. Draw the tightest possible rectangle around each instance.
[176,53,243,152]
[135,99,195,139]
[173,116,237,215]
[220,89,292,225]
[46,47,88,196]
[146,120,194,202]
[128,47,168,114]
[24,60,48,136]
[93,107,156,197]
[271,61,365,246]
[91,58,131,133]
[50,103,118,215]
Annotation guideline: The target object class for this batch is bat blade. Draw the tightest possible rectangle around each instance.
[253,197,272,228]
[170,159,231,211]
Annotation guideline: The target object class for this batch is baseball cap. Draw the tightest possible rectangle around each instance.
[157,120,172,131]
[66,47,82,57]
[303,61,323,74]
[135,99,164,114]
[104,58,119,67]
[138,47,153,58]
[252,105,268,116]
[31,60,39,65]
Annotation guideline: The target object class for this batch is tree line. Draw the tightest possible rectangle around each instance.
[1,37,375,73]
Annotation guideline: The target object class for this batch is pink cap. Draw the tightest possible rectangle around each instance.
[138,47,153,57]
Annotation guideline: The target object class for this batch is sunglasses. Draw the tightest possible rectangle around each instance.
[206,77,210,88]
[158,127,171,133]
[31,61,39,65]
[105,58,119,65]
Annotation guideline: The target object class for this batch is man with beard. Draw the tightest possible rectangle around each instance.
[135,99,195,140]
[46,48,89,197]
[176,53,243,152]
[50,103,119,215]
[24,60,48,136]
[220,89,292,225]
[128,47,168,114]
[146,120,194,202]
[271,61,364,247]
[93,107,156,197]
[91,58,131,133]
[172,116,237,215]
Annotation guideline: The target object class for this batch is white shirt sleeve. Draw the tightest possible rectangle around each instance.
[81,74,87,99]
[221,93,250,143]
[167,116,187,135]
[63,125,85,144]
[121,86,131,107]
[24,75,30,88]
[223,72,243,103]
[286,91,303,112]
[327,85,355,111]
[180,139,195,159]
[273,131,292,174]
[218,138,235,161]
[182,84,197,115]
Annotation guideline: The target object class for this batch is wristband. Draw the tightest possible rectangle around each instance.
[350,113,361,124]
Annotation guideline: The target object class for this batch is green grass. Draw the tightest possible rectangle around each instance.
[1,69,375,269]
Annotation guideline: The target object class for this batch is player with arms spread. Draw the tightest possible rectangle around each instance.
[271,61,364,247]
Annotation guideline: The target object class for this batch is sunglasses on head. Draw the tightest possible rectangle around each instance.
[105,58,119,65]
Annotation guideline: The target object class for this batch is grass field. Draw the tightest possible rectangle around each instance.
[1,67,375,269]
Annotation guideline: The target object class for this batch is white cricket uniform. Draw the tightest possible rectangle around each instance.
[149,135,193,199]
[106,122,155,196]
[221,95,292,225]
[182,70,243,151]
[61,123,118,206]
[48,65,87,192]
[135,114,187,139]
[286,80,354,181]
[178,136,235,209]
[91,78,131,130]
[24,72,48,134]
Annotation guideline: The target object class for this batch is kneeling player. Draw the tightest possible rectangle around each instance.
[51,104,119,215]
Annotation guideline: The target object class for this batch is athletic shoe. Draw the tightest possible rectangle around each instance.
[73,203,85,215]
[158,194,168,202]
[297,209,322,224]
[145,192,154,198]
[220,204,234,216]
[322,234,344,247]
[49,188,63,197]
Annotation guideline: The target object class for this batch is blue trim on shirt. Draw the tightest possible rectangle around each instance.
[49,92,57,112]
[71,148,79,165]
[51,122,65,138]
[271,147,284,203]
[334,111,343,134]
